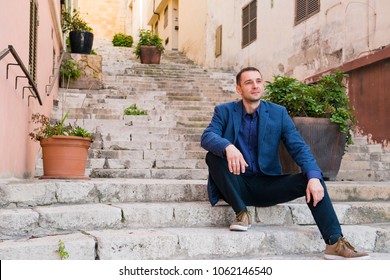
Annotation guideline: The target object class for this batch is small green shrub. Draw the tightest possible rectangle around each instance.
[57,240,70,260]
[112,33,134,47]
[124,104,147,115]
[60,60,81,81]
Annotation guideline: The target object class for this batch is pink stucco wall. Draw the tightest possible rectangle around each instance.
[0,0,63,178]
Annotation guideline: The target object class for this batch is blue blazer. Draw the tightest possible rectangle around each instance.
[200,100,322,206]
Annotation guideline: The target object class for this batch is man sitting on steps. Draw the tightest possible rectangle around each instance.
[200,66,369,260]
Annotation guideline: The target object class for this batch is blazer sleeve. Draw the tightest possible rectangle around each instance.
[280,107,322,175]
[200,105,232,158]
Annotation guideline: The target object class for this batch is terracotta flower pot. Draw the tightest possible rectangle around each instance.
[140,45,161,64]
[40,136,92,179]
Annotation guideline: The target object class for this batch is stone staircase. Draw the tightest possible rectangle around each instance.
[1,39,389,260]
[0,179,389,259]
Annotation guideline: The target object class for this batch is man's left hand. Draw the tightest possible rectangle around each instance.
[306,178,324,207]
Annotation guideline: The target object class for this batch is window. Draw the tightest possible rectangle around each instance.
[29,0,39,83]
[164,5,168,28]
[242,0,257,48]
[295,0,320,25]
[215,25,222,57]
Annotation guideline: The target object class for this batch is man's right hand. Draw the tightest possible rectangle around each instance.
[225,144,248,175]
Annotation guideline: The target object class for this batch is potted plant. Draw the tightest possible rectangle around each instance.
[134,29,165,64]
[29,112,94,179]
[264,71,356,180]
[62,8,94,54]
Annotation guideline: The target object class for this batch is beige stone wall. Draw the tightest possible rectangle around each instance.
[76,0,129,39]
[178,0,208,65]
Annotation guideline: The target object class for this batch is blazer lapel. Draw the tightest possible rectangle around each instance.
[259,100,269,144]
[233,101,243,143]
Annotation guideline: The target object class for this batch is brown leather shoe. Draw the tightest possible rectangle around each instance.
[324,237,369,260]
[230,210,252,231]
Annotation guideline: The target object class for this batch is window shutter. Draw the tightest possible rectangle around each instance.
[215,25,222,57]
[29,0,38,83]
[242,0,257,48]
[164,5,168,28]
[295,0,320,25]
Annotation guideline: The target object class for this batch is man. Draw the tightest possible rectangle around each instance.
[200,66,368,260]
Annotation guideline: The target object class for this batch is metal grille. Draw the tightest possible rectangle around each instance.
[295,0,320,25]
[242,0,257,48]
[29,0,38,83]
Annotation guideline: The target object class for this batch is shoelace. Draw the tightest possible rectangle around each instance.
[235,211,251,222]
[336,237,357,252]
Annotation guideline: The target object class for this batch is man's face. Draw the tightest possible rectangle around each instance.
[236,70,265,103]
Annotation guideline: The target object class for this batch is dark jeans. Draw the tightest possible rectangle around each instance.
[206,152,342,244]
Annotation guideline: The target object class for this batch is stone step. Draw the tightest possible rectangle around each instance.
[90,168,208,180]
[1,200,390,240]
[336,170,390,181]
[2,179,389,207]
[0,224,389,260]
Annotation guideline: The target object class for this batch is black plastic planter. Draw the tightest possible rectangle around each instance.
[69,30,94,54]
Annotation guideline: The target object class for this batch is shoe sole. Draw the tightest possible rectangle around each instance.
[229,224,251,231]
[324,254,370,260]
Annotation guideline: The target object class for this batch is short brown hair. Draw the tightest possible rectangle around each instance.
[236,67,262,85]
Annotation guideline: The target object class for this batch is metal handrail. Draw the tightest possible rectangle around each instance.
[46,51,64,96]
[0,45,42,105]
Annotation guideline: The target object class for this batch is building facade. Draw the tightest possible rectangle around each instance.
[146,0,390,147]
[0,0,64,178]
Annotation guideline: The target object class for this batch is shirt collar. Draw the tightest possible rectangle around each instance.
[241,103,261,118]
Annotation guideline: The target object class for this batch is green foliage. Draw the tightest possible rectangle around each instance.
[60,59,81,81]
[112,33,134,47]
[57,240,69,260]
[124,104,148,115]
[134,29,165,58]
[264,71,356,145]
[29,112,94,141]
[62,8,93,33]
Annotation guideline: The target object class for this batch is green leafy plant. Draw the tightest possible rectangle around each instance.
[134,29,165,58]
[57,240,69,260]
[264,71,356,145]
[62,8,93,33]
[29,112,94,141]
[60,59,81,81]
[124,104,148,115]
[112,33,134,47]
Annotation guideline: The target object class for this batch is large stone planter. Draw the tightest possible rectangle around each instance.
[279,117,347,181]
[60,53,103,89]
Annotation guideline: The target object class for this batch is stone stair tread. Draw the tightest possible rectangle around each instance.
[1,179,390,205]
[1,200,389,237]
[0,224,388,259]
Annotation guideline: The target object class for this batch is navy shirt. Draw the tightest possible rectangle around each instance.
[236,107,261,176]
[235,104,322,180]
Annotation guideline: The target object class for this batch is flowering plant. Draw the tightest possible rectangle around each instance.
[29,112,93,141]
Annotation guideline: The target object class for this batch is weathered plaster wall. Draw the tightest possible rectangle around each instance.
[0,0,62,178]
